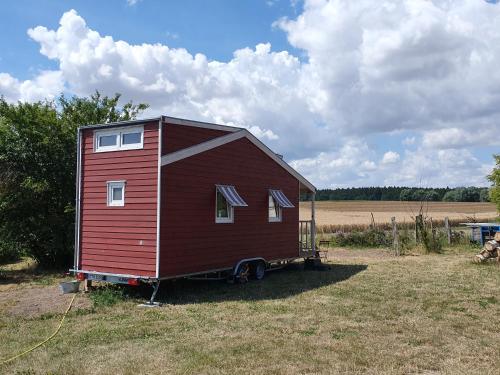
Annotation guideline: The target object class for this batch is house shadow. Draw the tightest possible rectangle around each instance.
[145,263,368,305]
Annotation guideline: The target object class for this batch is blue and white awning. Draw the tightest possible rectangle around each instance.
[216,185,248,207]
[270,189,295,208]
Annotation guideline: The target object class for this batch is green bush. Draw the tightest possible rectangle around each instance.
[0,241,20,265]
[488,155,500,211]
[331,228,392,248]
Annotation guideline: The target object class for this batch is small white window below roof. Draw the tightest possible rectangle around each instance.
[95,125,144,152]
[107,181,126,207]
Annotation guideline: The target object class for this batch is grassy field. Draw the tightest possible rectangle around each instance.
[1,249,499,374]
[300,200,498,225]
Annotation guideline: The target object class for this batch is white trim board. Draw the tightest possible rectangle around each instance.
[163,116,242,133]
[161,129,316,192]
[155,119,162,279]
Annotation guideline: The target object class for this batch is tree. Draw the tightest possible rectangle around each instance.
[0,92,148,267]
[424,190,439,201]
[442,190,457,202]
[479,188,490,202]
[488,154,500,212]
[399,188,412,201]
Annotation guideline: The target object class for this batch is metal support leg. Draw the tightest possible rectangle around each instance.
[148,281,160,305]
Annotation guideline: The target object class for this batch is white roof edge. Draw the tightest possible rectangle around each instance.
[161,129,316,192]
[162,116,243,133]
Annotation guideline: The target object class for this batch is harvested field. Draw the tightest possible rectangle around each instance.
[1,249,499,374]
[300,200,497,226]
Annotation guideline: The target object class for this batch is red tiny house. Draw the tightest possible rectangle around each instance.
[74,116,317,294]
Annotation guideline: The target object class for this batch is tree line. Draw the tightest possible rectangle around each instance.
[304,186,491,202]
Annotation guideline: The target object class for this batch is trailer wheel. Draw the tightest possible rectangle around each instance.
[236,263,250,284]
[253,261,266,280]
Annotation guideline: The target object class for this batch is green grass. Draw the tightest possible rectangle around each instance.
[88,286,126,308]
[0,248,499,374]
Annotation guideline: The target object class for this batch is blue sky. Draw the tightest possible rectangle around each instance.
[0,0,499,188]
[0,0,299,79]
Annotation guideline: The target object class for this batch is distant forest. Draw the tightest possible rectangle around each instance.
[301,186,490,202]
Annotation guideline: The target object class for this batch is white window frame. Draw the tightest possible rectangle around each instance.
[107,181,126,207]
[95,126,144,153]
[268,194,282,222]
[215,189,234,223]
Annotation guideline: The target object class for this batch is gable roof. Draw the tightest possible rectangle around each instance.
[80,115,316,192]
[161,129,316,192]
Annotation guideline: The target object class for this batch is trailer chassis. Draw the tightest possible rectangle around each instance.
[71,256,306,305]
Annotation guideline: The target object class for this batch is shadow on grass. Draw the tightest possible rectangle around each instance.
[0,259,67,286]
[146,263,368,305]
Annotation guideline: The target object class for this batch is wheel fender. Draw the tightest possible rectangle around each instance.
[232,257,266,276]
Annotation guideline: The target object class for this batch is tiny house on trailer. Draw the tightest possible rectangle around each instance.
[73,116,317,302]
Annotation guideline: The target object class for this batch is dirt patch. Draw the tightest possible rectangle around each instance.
[0,286,91,318]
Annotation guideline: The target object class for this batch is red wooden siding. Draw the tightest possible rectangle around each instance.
[159,137,299,277]
[162,122,230,154]
[79,122,159,277]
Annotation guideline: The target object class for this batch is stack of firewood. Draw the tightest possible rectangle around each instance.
[474,232,500,263]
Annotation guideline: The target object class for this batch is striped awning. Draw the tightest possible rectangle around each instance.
[216,185,248,207]
[270,189,295,208]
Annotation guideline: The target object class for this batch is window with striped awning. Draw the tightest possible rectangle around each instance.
[215,185,247,223]
[269,189,295,208]
[216,185,248,207]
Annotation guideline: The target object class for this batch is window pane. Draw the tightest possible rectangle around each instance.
[122,132,141,145]
[112,187,123,201]
[216,191,229,218]
[99,134,117,147]
[269,195,278,218]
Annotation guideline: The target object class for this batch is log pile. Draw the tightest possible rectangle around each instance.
[474,232,500,263]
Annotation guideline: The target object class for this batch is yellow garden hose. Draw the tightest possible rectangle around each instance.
[1,293,76,365]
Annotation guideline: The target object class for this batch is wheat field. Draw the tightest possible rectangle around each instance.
[299,200,498,225]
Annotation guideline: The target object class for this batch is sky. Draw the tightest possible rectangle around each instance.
[0,0,499,189]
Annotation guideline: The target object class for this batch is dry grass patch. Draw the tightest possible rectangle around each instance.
[300,200,498,225]
[1,249,499,374]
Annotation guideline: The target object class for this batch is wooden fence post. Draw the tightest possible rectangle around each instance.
[444,216,451,245]
[391,216,400,256]
[415,215,422,243]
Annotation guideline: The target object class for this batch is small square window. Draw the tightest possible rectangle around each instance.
[107,181,125,206]
[268,194,282,222]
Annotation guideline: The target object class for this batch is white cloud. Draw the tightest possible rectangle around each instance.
[0,70,64,103]
[402,136,416,146]
[126,0,141,6]
[1,2,499,188]
[25,10,329,158]
[278,0,500,136]
[384,148,493,187]
[290,139,380,188]
[381,151,400,164]
[422,126,500,149]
